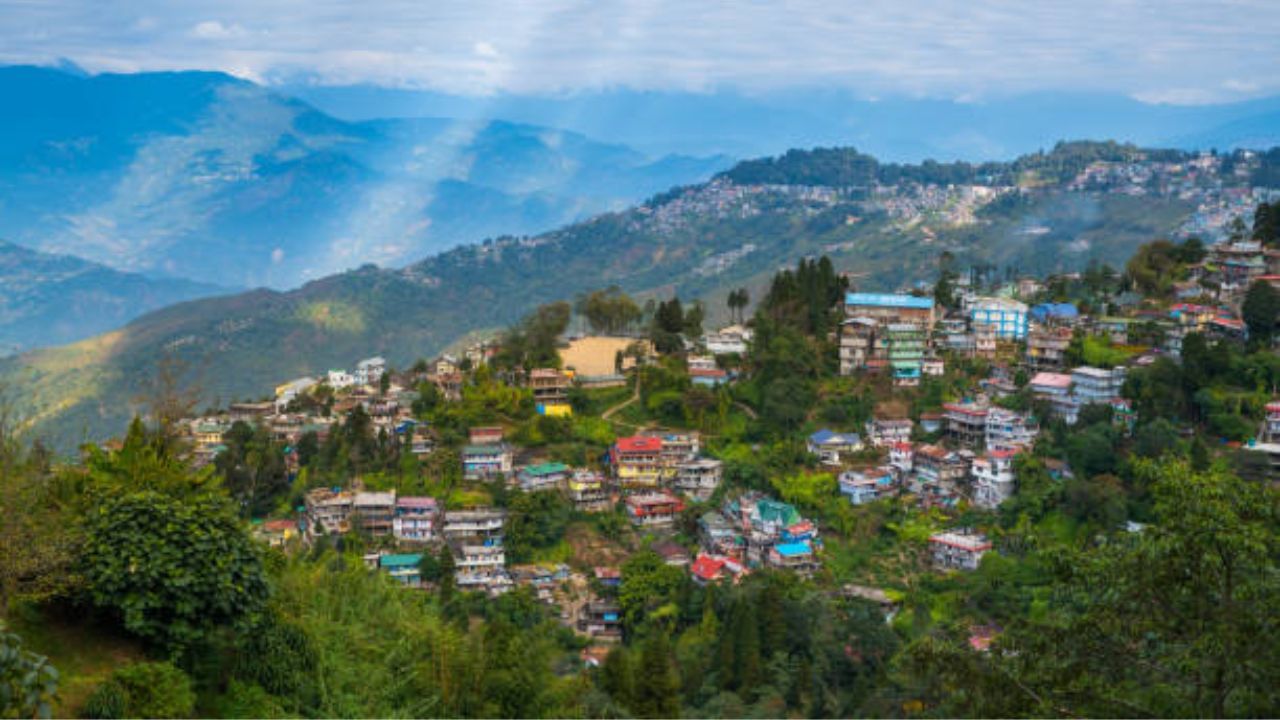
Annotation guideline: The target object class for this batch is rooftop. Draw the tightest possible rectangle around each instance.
[845,292,934,310]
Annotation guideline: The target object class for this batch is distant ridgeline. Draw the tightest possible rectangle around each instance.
[4,140,1279,451]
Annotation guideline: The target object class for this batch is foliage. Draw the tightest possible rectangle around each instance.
[80,491,269,652]
[1242,279,1280,343]
[0,625,58,720]
[82,662,194,719]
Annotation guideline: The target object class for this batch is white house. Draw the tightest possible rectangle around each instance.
[327,369,356,390]
[971,450,1017,509]
[356,357,387,387]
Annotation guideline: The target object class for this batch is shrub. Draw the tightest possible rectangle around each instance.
[83,662,195,719]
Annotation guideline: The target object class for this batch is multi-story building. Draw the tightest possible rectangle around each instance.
[969,297,1029,340]
[517,462,571,492]
[650,432,701,466]
[1071,366,1127,405]
[838,467,895,505]
[839,317,880,375]
[974,324,998,359]
[767,541,820,575]
[393,496,438,543]
[806,429,864,465]
[611,436,665,488]
[1025,326,1073,370]
[942,402,989,447]
[305,488,354,536]
[441,508,506,541]
[468,426,505,445]
[578,601,623,640]
[624,491,686,528]
[672,458,724,501]
[355,357,387,387]
[972,450,1018,509]
[565,470,611,512]
[929,530,992,571]
[378,554,423,587]
[865,417,914,448]
[885,322,928,386]
[353,491,396,536]
[528,368,572,416]
[889,442,914,474]
[1030,371,1079,424]
[1263,401,1280,444]
[844,292,936,325]
[462,444,513,479]
[985,408,1038,452]
[703,325,753,356]
[452,542,507,589]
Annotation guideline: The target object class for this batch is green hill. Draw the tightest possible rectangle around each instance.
[4,142,1251,450]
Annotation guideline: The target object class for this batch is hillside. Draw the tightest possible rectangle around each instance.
[6,141,1273,450]
[0,65,729,290]
[0,241,227,356]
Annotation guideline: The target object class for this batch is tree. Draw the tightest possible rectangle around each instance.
[81,491,269,651]
[632,632,681,718]
[1242,279,1280,344]
[135,353,203,451]
[0,625,58,719]
[907,457,1280,717]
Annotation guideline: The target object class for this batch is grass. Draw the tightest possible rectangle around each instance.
[5,602,146,717]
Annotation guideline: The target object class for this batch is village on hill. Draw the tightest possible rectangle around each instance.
[166,201,1280,666]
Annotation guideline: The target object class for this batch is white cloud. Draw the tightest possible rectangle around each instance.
[190,20,247,41]
[0,0,1277,102]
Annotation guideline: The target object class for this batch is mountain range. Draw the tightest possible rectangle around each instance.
[6,142,1258,451]
[286,84,1280,160]
[0,240,226,356]
[0,65,730,291]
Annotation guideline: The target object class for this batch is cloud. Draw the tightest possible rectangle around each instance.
[1,0,1278,102]
[190,20,247,40]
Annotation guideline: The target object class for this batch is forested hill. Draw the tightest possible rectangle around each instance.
[6,141,1275,450]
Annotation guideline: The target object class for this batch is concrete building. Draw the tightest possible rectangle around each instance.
[972,450,1017,509]
[969,297,1029,340]
[672,458,724,501]
[929,530,992,571]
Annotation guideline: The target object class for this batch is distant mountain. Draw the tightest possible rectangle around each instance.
[0,66,730,289]
[285,84,1280,161]
[0,241,226,356]
[4,141,1244,451]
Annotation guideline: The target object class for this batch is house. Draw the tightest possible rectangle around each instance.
[624,492,685,528]
[593,567,621,588]
[929,530,992,571]
[889,442,914,474]
[1071,366,1126,405]
[393,496,438,543]
[326,369,355,390]
[690,366,730,387]
[865,418,914,448]
[985,408,1038,452]
[566,470,611,512]
[842,584,900,617]
[1030,371,1079,424]
[254,519,299,547]
[703,325,753,355]
[969,297,1029,340]
[844,292,936,325]
[767,541,820,574]
[807,429,864,465]
[922,357,945,376]
[919,412,943,434]
[441,508,506,541]
[652,540,692,567]
[517,462,571,492]
[468,426,505,445]
[839,294,936,377]
[274,376,317,411]
[972,450,1018,509]
[228,401,274,423]
[353,491,396,536]
[452,542,507,590]
[578,601,623,640]
[885,323,929,386]
[462,444,513,479]
[1025,326,1074,370]
[378,553,424,587]
[698,511,740,558]
[942,401,989,447]
[838,467,895,505]
[651,432,701,465]
[690,553,745,585]
[672,458,724,501]
[611,436,665,488]
[528,368,572,416]
[355,357,387,387]
[305,488,354,536]
[913,445,969,506]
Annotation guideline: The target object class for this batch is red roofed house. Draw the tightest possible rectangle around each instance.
[611,436,664,488]
[624,491,685,528]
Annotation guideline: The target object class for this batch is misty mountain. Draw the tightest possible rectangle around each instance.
[0,65,730,290]
[286,84,1280,160]
[0,240,227,356]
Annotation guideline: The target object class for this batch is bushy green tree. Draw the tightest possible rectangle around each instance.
[84,662,195,719]
[81,491,269,651]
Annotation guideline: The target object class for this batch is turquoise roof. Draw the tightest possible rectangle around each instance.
[774,541,813,557]
[379,554,423,568]
[845,292,934,310]
[521,462,570,477]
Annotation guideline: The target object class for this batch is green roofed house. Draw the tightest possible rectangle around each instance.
[379,553,424,587]
[517,462,571,492]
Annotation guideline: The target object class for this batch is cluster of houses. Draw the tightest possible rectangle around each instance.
[691,491,822,584]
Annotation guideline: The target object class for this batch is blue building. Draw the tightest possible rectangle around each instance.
[969,297,1029,340]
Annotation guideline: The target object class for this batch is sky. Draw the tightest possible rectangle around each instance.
[2,0,1279,104]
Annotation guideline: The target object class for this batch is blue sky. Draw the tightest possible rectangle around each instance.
[3,0,1279,103]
